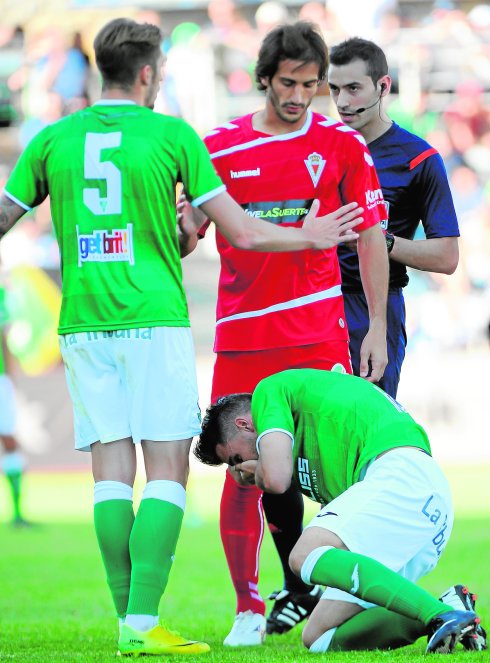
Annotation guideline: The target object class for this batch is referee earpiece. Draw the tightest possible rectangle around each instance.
[353,83,387,114]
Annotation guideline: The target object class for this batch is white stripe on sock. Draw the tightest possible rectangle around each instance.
[125,614,159,631]
[309,628,337,653]
[300,546,333,585]
[94,480,133,504]
[142,480,186,511]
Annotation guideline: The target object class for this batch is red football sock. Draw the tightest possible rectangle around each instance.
[220,471,266,615]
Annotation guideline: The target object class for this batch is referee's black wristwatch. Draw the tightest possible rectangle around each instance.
[385,232,395,254]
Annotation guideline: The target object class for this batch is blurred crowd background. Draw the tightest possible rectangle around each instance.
[0,0,489,480]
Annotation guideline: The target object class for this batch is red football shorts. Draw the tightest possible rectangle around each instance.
[211,340,352,402]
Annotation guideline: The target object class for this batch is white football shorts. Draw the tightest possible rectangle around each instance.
[304,447,454,609]
[0,373,15,436]
[59,327,201,452]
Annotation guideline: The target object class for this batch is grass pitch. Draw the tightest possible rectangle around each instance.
[1,465,489,662]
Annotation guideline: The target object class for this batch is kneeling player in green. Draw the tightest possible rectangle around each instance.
[194,369,486,653]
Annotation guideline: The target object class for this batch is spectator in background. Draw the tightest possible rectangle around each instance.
[162,22,217,135]
[444,81,489,142]
[204,0,256,115]
[327,0,397,38]
[9,27,89,146]
[298,2,344,44]
[450,165,485,218]
[254,1,290,36]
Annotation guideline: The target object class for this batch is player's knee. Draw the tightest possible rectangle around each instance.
[288,544,306,578]
[302,619,321,649]
[289,536,326,579]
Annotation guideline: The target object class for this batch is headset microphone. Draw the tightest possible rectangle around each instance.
[352,83,386,114]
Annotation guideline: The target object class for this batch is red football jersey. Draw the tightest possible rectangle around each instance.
[204,110,387,352]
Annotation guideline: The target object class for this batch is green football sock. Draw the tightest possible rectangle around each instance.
[94,497,135,618]
[330,607,425,650]
[2,451,25,521]
[126,488,184,616]
[307,547,452,625]
[5,469,22,521]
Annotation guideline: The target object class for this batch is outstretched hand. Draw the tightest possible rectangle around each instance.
[176,191,205,237]
[176,190,208,257]
[302,200,363,249]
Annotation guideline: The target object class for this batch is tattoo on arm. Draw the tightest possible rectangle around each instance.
[0,195,26,239]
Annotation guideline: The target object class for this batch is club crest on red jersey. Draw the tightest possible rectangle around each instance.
[304,152,326,187]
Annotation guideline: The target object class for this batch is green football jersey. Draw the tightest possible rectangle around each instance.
[5,101,225,334]
[251,368,431,505]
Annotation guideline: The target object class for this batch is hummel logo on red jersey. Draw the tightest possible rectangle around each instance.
[304,152,326,187]
[230,168,261,178]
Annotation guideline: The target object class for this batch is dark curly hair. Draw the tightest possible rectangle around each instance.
[255,21,328,91]
[193,393,252,466]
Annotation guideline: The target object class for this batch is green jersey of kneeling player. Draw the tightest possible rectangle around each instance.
[194,369,486,654]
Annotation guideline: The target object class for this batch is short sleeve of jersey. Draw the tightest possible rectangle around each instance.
[4,129,50,209]
[174,121,225,207]
[414,152,459,238]
[251,373,296,441]
[339,131,387,231]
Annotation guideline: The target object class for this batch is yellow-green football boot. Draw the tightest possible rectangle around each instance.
[118,623,210,656]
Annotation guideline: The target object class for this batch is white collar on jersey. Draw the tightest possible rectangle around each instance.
[209,110,315,160]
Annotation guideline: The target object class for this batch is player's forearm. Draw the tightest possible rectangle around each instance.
[177,193,204,257]
[358,226,389,325]
[201,193,315,251]
[246,220,317,251]
[226,213,317,252]
[244,201,363,252]
[389,236,459,274]
[202,194,362,252]
[255,461,291,494]
[0,195,26,240]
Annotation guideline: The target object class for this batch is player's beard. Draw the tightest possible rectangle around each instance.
[145,83,158,109]
[145,64,160,109]
[267,82,310,125]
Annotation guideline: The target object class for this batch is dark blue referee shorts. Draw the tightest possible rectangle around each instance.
[343,288,407,398]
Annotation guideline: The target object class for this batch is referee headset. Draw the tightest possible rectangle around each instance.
[353,82,387,114]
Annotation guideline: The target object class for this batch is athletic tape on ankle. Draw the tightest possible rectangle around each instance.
[94,480,133,504]
[142,480,186,510]
[300,546,333,585]
[309,627,337,653]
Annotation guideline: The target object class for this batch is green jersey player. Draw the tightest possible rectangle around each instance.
[0,17,364,658]
[194,368,485,654]
[0,280,27,526]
